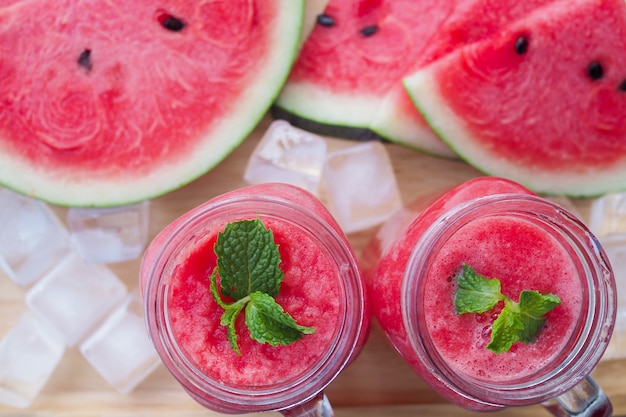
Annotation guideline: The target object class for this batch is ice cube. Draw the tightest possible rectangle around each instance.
[24,254,127,346]
[319,141,403,234]
[67,201,150,264]
[588,192,626,237]
[0,311,65,408]
[597,235,626,360]
[0,188,72,286]
[243,120,327,194]
[79,292,160,394]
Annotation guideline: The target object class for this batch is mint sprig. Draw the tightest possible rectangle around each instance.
[209,219,315,354]
[454,264,561,354]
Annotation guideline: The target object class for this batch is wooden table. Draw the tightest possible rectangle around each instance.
[1,115,624,417]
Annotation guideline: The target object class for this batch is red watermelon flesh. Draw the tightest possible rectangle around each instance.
[276,0,560,157]
[403,0,626,196]
[274,0,457,154]
[0,0,304,207]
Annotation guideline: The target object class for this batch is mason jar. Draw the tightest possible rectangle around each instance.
[140,183,370,416]
[363,177,616,416]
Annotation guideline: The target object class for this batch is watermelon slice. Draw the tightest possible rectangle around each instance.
[0,0,304,207]
[369,0,558,154]
[274,0,458,155]
[275,0,557,157]
[403,0,626,196]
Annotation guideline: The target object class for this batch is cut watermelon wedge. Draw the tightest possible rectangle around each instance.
[275,0,457,155]
[370,0,558,156]
[404,0,626,196]
[0,0,304,207]
[275,0,558,158]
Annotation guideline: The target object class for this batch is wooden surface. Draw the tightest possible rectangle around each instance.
[1,115,625,417]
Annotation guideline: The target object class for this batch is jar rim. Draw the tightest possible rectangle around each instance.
[401,193,616,407]
[141,191,366,413]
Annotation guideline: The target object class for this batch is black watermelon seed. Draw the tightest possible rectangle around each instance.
[77,49,93,71]
[588,61,604,80]
[360,25,378,37]
[156,10,186,32]
[619,80,626,92]
[162,15,185,31]
[316,14,335,27]
[514,35,528,55]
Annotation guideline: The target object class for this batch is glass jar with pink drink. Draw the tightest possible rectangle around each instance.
[363,177,616,416]
[140,183,370,416]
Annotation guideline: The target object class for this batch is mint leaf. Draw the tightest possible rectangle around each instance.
[209,268,247,353]
[454,264,504,314]
[245,292,315,346]
[209,219,315,354]
[487,299,524,354]
[219,301,246,354]
[454,265,561,354]
[215,219,283,300]
[519,290,562,317]
[209,268,229,309]
[517,290,561,344]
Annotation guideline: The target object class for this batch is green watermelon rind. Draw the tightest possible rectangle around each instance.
[275,80,382,129]
[403,63,626,198]
[269,105,382,141]
[274,78,456,157]
[0,0,305,208]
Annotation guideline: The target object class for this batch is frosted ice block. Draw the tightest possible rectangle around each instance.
[67,201,150,264]
[25,254,127,346]
[244,120,327,194]
[320,141,402,234]
[79,292,160,394]
[0,188,71,286]
[0,311,65,408]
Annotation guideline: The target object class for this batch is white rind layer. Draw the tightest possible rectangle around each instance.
[276,78,455,158]
[369,90,455,157]
[276,79,457,158]
[275,81,382,128]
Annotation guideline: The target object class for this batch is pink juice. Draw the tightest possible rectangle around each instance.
[364,177,615,411]
[140,183,369,413]
[166,215,342,386]
[423,215,581,381]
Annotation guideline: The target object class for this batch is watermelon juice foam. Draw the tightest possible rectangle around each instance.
[140,183,369,415]
[363,177,616,415]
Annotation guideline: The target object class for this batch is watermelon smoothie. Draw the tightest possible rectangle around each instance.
[364,177,616,413]
[140,183,369,414]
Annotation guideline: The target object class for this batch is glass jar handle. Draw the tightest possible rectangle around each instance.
[280,392,334,417]
[541,376,612,417]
